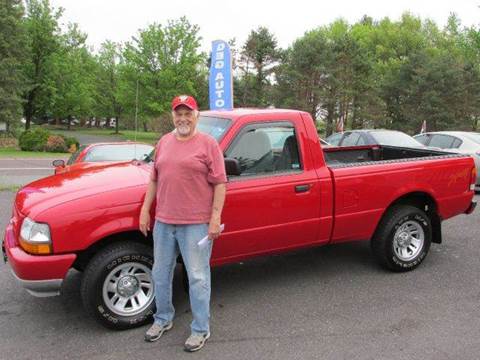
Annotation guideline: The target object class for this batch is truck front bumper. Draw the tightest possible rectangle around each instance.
[465,200,477,215]
[3,224,76,297]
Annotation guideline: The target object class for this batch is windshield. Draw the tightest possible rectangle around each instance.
[197,116,232,141]
[371,131,424,148]
[463,133,480,145]
[145,116,232,163]
[83,144,154,162]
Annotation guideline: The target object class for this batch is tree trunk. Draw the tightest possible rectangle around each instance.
[115,116,119,134]
[143,120,148,132]
[325,102,335,137]
[67,115,72,130]
[351,97,359,130]
[24,89,36,131]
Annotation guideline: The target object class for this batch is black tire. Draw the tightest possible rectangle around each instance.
[80,242,155,330]
[371,205,432,272]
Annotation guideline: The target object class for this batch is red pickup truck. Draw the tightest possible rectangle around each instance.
[3,109,477,329]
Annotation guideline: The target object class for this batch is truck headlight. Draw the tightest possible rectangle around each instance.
[19,217,52,255]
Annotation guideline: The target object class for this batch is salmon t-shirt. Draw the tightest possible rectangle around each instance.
[150,131,227,224]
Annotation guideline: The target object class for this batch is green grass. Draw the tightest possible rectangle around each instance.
[0,184,21,192]
[118,130,160,144]
[52,128,160,144]
[0,148,69,158]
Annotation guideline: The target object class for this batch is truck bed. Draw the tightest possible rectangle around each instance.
[323,145,465,167]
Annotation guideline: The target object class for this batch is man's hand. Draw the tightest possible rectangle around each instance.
[208,217,221,240]
[139,208,150,237]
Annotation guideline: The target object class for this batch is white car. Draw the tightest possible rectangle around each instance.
[414,131,480,192]
[326,129,425,148]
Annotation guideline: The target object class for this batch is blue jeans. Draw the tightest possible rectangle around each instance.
[152,221,212,335]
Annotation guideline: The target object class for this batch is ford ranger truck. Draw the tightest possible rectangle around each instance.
[3,109,477,329]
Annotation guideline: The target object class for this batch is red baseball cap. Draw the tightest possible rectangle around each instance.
[171,95,198,111]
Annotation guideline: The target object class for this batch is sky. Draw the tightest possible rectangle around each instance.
[49,0,480,53]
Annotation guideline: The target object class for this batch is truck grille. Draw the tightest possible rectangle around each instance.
[11,204,23,246]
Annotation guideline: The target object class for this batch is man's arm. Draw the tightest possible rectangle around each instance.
[139,180,157,236]
[208,183,226,239]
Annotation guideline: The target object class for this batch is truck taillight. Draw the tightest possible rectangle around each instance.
[470,167,477,191]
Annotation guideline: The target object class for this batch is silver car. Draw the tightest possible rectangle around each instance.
[414,131,480,191]
[326,129,425,148]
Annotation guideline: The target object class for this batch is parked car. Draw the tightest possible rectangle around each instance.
[319,138,332,147]
[3,109,476,329]
[326,129,425,148]
[53,142,154,174]
[414,131,480,191]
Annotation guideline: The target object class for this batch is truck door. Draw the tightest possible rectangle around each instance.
[212,120,324,263]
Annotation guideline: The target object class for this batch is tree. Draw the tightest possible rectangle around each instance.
[94,41,123,133]
[22,0,61,129]
[49,23,96,130]
[238,27,279,107]
[274,28,331,120]
[121,17,204,131]
[0,0,26,133]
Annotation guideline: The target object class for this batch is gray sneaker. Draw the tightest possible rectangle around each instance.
[184,332,211,352]
[144,322,173,342]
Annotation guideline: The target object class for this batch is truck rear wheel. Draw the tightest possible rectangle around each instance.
[371,205,432,272]
[80,242,155,330]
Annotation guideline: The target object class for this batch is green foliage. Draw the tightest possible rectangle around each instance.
[237,27,279,107]
[0,0,26,132]
[22,0,62,130]
[60,135,79,150]
[274,13,480,135]
[121,17,205,131]
[18,127,49,151]
[18,127,77,152]
[7,4,480,136]
[49,23,96,128]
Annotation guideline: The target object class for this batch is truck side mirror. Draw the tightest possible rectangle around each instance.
[225,158,241,176]
[52,159,65,167]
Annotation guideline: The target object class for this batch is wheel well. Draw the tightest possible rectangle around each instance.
[72,231,153,271]
[377,192,442,244]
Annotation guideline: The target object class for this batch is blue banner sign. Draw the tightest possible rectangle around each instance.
[209,40,233,110]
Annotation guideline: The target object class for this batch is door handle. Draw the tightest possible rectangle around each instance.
[295,184,310,193]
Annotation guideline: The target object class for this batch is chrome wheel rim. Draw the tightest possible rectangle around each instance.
[102,262,154,316]
[393,221,425,261]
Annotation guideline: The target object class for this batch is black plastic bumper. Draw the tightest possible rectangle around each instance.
[465,200,477,215]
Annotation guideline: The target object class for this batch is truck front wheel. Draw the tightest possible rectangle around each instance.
[80,242,155,330]
[371,205,432,272]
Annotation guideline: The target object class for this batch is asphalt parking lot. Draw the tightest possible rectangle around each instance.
[0,158,63,187]
[1,189,479,360]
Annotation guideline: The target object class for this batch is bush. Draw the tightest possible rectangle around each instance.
[0,133,18,148]
[19,128,50,151]
[18,128,78,153]
[62,136,80,152]
[45,135,68,153]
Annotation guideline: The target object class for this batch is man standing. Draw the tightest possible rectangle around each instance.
[139,95,227,352]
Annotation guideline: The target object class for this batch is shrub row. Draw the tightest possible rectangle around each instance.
[19,128,79,153]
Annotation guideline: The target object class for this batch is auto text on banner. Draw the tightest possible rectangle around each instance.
[209,40,233,110]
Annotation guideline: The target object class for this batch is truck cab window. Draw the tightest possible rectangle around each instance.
[226,125,301,176]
